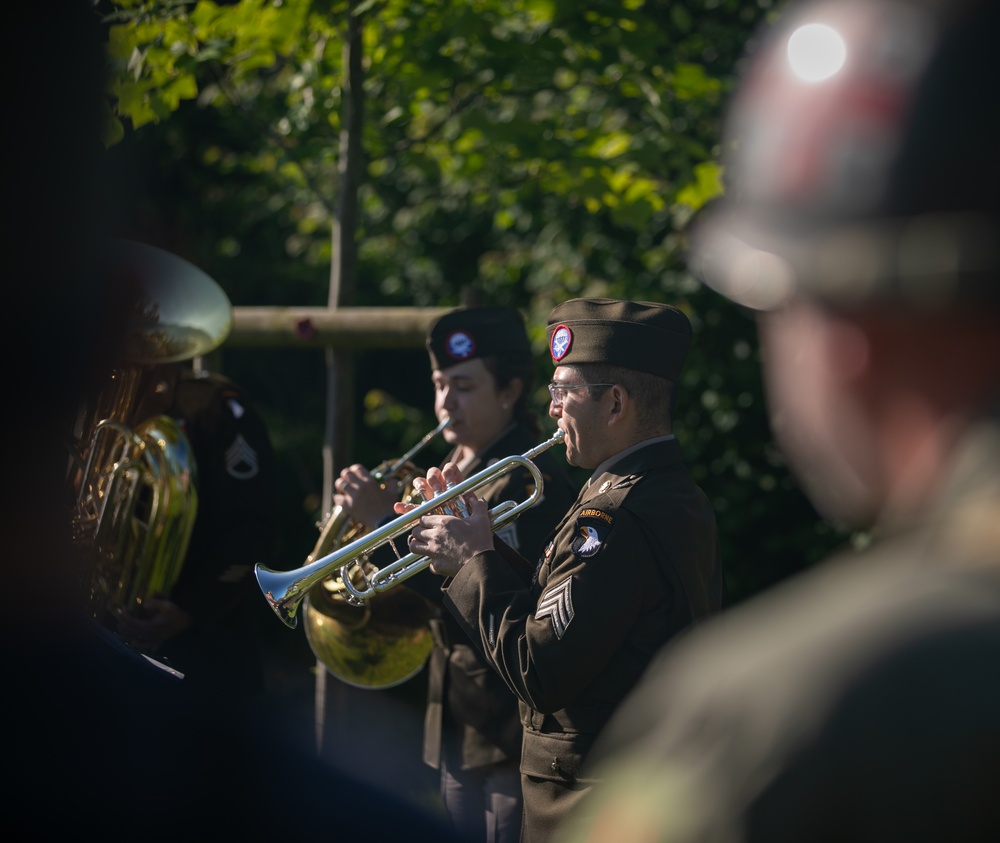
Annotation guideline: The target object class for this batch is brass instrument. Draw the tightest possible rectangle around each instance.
[256,429,566,630]
[303,418,450,689]
[76,414,198,636]
[69,239,233,656]
[305,417,452,562]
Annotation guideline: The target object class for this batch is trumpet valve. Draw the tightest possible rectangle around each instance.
[441,482,470,517]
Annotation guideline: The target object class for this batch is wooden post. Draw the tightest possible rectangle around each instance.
[226,306,450,349]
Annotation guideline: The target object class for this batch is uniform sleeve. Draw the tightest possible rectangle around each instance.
[443,506,663,714]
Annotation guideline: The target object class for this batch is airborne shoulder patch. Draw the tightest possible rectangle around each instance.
[571,509,613,557]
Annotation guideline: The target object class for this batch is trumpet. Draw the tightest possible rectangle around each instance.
[256,428,565,628]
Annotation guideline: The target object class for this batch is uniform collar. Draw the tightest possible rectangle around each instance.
[587,434,675,487]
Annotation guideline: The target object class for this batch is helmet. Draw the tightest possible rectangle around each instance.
[691,0,1000,311]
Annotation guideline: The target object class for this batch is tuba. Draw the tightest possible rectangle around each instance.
[302,419,450,689]
[68,239,233,657]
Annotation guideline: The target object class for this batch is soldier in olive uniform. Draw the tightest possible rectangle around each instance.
[332,306,578,843]
[404,298,725,843]
[556,1,1000,842]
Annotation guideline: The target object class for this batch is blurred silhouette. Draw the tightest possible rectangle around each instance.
[112,357,280,704]
[557,1,1000,842]
[3,4,462,840]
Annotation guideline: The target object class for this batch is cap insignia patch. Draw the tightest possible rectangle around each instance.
[550,325,573,361]
[446,330,476,360]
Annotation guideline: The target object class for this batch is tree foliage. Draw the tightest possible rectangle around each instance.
[97,0,848,603]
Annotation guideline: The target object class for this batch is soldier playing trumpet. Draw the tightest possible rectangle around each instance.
[402,298,726,843]
[330,306,578,843]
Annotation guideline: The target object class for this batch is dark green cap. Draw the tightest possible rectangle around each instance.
[546,297,692,381]
[426,306,531,371]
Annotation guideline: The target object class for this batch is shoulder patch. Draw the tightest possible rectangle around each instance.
[571,509,613,557]
[536,577,574,638]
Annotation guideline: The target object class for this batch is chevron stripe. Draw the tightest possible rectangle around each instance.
[536,577,574,639]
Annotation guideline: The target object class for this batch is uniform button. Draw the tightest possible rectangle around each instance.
[550,758,561,773]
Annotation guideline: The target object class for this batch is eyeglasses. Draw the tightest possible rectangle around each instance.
[547,382,615,405]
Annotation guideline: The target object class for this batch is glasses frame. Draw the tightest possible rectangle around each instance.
[547,382,615,405]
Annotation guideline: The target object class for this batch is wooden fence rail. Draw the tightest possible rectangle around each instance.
[227,306,451,349]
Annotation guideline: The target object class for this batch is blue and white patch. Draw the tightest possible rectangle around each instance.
[550,324,573,361]
[570,508,614,557]
[225,433,260,480]
[536,577,574,639]
[446,329,477,360]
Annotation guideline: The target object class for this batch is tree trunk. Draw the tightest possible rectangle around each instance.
[318,0,366,760]
[325,1,366,507]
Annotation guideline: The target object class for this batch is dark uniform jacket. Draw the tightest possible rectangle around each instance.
[442,437,724,842]
[407,423,577,772]
[161,369,278,700]
[564,413,1000,843]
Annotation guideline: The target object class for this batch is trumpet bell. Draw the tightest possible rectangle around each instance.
[303,566,438,690]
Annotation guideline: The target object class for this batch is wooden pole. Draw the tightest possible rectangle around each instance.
[227,306,450,349]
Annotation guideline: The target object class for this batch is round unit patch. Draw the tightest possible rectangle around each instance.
[446,330,476,360]
[550,325,573,361]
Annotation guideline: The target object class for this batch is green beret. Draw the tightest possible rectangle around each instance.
[426,306,532,371]
[546,298,692,381]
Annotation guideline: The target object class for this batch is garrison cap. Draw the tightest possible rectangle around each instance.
[546,298,692,381]
[426,306,532,371]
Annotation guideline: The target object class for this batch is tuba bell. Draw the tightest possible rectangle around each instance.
[302,419,451,690]
[68,239,233,658]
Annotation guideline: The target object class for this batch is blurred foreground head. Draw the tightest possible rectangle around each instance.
[692,0,1000,526]
[693,0,999,313]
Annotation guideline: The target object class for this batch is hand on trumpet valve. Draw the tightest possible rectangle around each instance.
[333,463,402,530]
[395,463,495,578]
